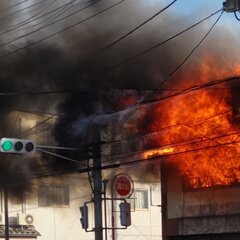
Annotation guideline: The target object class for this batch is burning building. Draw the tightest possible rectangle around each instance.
[137,57,240,240]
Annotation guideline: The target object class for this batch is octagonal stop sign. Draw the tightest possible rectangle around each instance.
[116,176,132,197]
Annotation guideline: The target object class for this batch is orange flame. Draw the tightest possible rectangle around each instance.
[143,147,174,159]
[140,56,240,189]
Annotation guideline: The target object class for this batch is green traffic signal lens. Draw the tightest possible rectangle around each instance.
[2,140,13,151]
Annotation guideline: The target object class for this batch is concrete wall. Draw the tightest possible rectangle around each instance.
[165,165,240,237]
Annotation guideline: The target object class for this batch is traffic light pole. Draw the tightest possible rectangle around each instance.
[4,185,9,240]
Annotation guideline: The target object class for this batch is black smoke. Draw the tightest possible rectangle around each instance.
[0,0,238,198]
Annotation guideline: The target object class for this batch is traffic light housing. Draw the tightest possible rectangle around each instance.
[119,202,131,227]
[0,138,36,154]
[79,205,89,229]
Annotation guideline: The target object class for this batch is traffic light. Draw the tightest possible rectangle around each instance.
[0,138,36,154]
[119,202,131,227]
[79,205,88,229]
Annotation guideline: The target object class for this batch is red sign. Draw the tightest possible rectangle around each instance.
[115,176,131,196]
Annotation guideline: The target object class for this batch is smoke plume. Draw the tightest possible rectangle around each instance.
[0,0,238,197]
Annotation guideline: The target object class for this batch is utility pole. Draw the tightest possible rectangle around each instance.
[91,80,103,240]
[92,125,103,240]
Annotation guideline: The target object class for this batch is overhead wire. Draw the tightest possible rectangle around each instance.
[24,136,240,180]
[16,113,57,138]
[18,107,238,166]
[103,8,223,73]
[0,6,223,93]
[0,0,29,15]
[0,0,121,54]
[0,3,231,178]
[0,0,48,24]
[1,0,79,34]
[13,106,234,160]
[6,75,239,143]
[89,0,178,59]
[100,130,240,167]
[101,129,240,164]
[0,0,127,141]
[234,11,240,21]
[0,75,237,98]
[36,148,82,164]
[37,145,81,151]
[157,9,224,88]
[140,75,240,105]
[12,0,60,30]
[101,108,233,146]
[21,127,51,138]
[16,0,78,31]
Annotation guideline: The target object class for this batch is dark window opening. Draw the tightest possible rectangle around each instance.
[38,185,69,207]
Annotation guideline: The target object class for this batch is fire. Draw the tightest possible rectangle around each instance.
[139,56,240,189]
[143,147,174,159]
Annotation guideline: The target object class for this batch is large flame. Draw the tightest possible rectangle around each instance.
[139,56,240,189]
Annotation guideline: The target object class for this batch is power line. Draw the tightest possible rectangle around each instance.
[36,147,82,164]
[0,89,87,96]
[101,129,240,163]
[14,107,234,160]
[4,0,79,33]
[234,11,240,21]
[24,136,240,180]
[0,0,48,24]
[104,8,223,73]
[37,145,81,151]
[0,0,125,56]
[90,0,178,59]
[140,75,240,105]
[158,9,224,88]
[11,0,60,30]
[7,76,239,143]
[0,6,222,93]
[16,0,78,31]
[21,127,50,138]
[17,113,57,138]
[0,0,29,16]
[0,82,236,97]
[101,108,232,147]
[18,125,240,180]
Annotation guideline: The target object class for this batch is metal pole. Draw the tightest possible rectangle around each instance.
[90,78,103,240]
[111,182,115,240]
[4,185,9,240]
[103,180,108,240]
[161,163,167,240]
[92,126,103,240]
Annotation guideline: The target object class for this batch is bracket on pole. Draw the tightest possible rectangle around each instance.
[223,0,240,12]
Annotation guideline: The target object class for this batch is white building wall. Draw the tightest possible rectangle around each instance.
[6,173,161,240]
[114,182,162,240]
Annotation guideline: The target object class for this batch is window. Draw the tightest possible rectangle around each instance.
[135,190,148,210]
[38,185,69,207]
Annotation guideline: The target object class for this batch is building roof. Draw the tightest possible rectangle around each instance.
[0,225,41,238]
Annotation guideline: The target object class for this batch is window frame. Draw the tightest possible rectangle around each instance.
[38,184,70,207]
[133,189,149,210]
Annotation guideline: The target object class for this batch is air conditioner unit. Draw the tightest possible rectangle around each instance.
[17,213,34,225]
[0,213,4,224]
